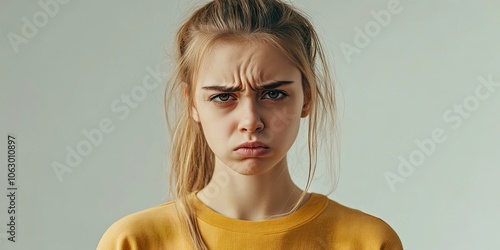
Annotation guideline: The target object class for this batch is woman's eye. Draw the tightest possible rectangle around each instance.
[210,93,234,103]
[209,91,288,104]
[263,90,288,100]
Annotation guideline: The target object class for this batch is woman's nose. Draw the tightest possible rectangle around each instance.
[237,99,264,133]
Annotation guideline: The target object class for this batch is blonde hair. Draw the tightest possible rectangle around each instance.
[164,0,339,249]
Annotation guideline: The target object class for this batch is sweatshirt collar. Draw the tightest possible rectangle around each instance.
[189,192,328,234]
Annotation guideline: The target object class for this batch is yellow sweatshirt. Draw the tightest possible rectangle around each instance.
[97,192,403,249]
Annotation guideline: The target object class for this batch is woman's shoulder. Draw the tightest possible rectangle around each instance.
[96,200,186,250]
[318,195,404,249]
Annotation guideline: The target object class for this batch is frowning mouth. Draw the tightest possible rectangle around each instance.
[234,147,270,157]
[234,141,269,151]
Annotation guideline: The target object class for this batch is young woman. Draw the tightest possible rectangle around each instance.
[97,0,403,249]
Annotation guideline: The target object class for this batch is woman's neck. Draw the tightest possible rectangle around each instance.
[196,157,310,221]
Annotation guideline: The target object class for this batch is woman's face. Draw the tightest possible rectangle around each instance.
[191,41,309,176]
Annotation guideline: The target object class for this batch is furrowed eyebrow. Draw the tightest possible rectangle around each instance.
[201,81,294,92]
[258,81,294,90]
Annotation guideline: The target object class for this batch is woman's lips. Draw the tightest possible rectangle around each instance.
[234,141,269,150]
[234,147,270,157]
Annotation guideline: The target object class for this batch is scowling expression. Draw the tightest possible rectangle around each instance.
[191,40,310,176]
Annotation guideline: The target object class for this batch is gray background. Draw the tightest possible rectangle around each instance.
[1,0,499,249]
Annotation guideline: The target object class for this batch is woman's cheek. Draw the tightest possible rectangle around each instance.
[206,122,230,140]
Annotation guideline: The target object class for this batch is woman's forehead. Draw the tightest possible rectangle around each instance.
[195,41,299,89]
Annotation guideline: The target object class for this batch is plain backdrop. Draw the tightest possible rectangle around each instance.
[1,0,499,249]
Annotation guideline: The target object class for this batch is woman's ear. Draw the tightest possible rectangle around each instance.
[301,97,311,118]
[185,88,200,123]
[300,91,311,118]
[191,105,200,122]
[300,77,311,118]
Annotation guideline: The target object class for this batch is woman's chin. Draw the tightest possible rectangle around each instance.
[229,160,282,176]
